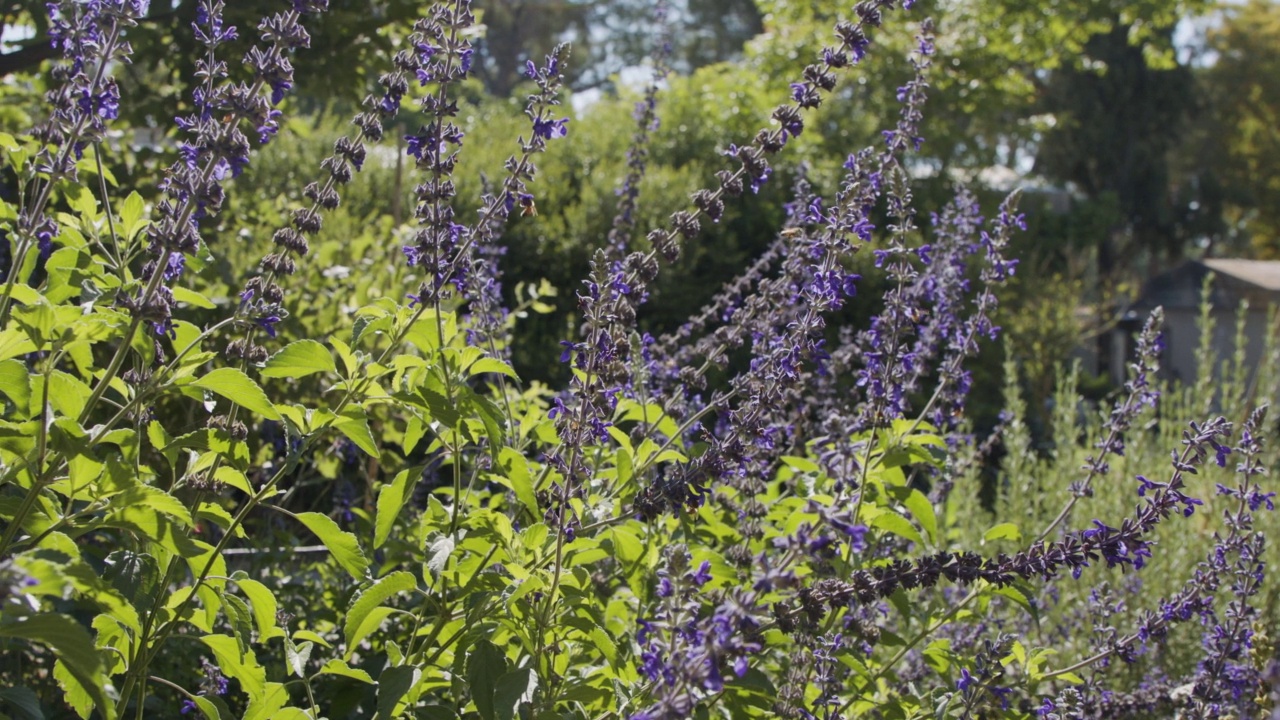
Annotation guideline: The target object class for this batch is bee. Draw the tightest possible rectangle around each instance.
[519,195,538,218]
[780,227,804,238]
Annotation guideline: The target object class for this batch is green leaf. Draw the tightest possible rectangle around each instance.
[0,359,31,410]
[493,668,538,720]
[107,484,193,527]
[119,191,145,238]
[983,522,1021,543]
[285,638,313,678]
[375,468,418,549]
[295,512,369,580]
[192,695,226,720]
[261,340,336,379]
[192,368,281,421]
[320,658,376,684]
[343,571,416,651]
[0,686,44,720]
[898,488,937,545]
[201,634,267,701]
[0,613,114,720]
[377,665,422,720]
[103,551,160,608]
[869,512,925,547]
[172,287,216,309]
[497,447,538,518]
[242,683,290,720]
[53,659,93,719]
[0,329,38,363]
[426,535,455,573]
[46,371,91,421]
[467,639,508,720]
[235,579,280,641]
[468,357,519,380]
[334,407,379,457]
[220,592,255,656]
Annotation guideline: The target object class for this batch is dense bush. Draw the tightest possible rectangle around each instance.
[0,2,1277,719]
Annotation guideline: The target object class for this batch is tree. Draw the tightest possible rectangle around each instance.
[1200,0,1280,257]
[1034,23,1218,272]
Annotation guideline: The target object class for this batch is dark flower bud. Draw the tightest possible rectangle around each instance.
[716,169,744,196]
[207,414,249,441]
[756,128,786,153]
[627,251,659,283]
[354,112,384,141]
[649,229,681,263]
[854,2,882,26]
[263,282,284,304]
[671,211,700,240]
[261,252,297,275]
[272,227,309,255]
[803,64,837,92]
[321,157,352,184]
[834,21,867,48]
[691,189,724,222]
[292,208,322,234]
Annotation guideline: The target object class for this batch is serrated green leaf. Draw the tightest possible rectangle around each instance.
[1,614,114,720]
[200,634,266,701]
[295,511,369,580]
[334,407,379,457]
[983,522,1021,542]
[192,368,281,421]
[494,668,538,720]
[320,658,376,684]
[0,359,31,411]
[377,665,422,720]
[467,639,508,720]
[242,682,289,720]
[0,329,38,363]
[261,340,336,379]
[375,468,417,549]
[235,579,280,640]
[285,638,313,678]
[497,447,538,518]
[343,571,416,651]
[220,592,254,656]
[468,356,518,379]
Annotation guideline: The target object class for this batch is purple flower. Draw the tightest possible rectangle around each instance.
[532,116,569,140]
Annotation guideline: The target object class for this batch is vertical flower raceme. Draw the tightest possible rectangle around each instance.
[1034,307,1166,542]
[633,18,935,521]
[464,44,571,351]
[233,13,442,363]
[630,547,764,720]
[607,0,672,260]
[400,1,479,308]
[1191,406,1271,716]
[1038,408,1274,717]
[122,0,327,354]
[0,0,145,318]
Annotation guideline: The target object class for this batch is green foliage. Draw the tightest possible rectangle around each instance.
[1200,0,1280,257]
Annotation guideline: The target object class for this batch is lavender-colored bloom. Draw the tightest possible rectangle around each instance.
[0,0,144,318]
[125,1,327,356]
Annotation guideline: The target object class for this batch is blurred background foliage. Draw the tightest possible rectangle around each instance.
[2,0,1278,427]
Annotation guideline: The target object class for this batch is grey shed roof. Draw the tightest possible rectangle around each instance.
[1132,259,1280,312]
[1201,259,1280,293]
